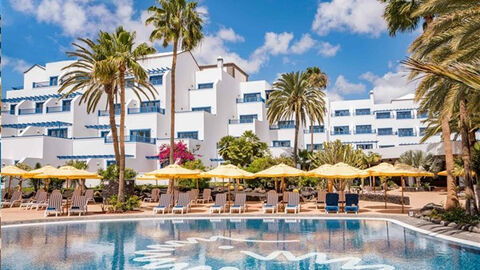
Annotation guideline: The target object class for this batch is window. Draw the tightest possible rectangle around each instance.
[149,75,163,85]
[419,127,426,136]
[397,111,412,119]
[141,100,160,108]
[378,128,393,136]
[333,126,350,135]
[48,128,67,138]
[417,110,428,118]
[239,114,257,123]
[177,131,198,140]
[265,90,273,101]
[376,112,391,119]
[198,83,213,89]
[126,79,135,88]
[10,104,16,115]
[62,100,72,111]
[306,144,323,150]
[106,160,116,167]
[334,109,350,117]
[398,128,414,137]
[273,140,290,147]
[192,106,211,113]
[357,144,373,150]
[355,108,370,115]
[355,125,372,134]
[243,93,262,102]
[49,76,58,86]
[130,129,151,142]
[278,120,295,129]
[100,131,110,138]
[309,125,324,133]
[35,102,44,113]
[379,145,395,148]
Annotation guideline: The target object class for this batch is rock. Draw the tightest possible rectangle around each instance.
[422,216,431,221]
[472,225,480,233]
[431,218,441,224]
[448,222,457,228]
[440,220,450,226]
[419,203,445,216]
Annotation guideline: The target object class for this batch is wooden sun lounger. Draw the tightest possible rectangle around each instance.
[197,189,212,203]
[229,193,247,213]
[316,190,327,209]
[284,192,300,214]
[262,191,279,213]
[19,190,44,209]
[44,192,63,217]
[85,189,95,204]
[153,193,173,214]
[30,191,49,210]
[68,195,88,216]
[210,193,227,214]
[143,188,160,202]
[2,190,22,208]
[172,193,191,214]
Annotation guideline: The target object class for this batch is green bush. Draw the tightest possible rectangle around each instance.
[108,195,141,212]
[440,207,480,225]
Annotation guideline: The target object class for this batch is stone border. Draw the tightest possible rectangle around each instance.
[3,214,480,249]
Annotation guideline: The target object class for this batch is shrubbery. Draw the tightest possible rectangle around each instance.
[108,195,141,212]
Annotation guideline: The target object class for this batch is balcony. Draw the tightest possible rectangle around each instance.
[32,81,50,88]
[46,106,71,113]
[98,109,120,116]
[18,108,43,115]
[354,130,376,135]
[105,135,156,144]
[236,96,265,103]
[331,131,351,135]
[128,106,165,114]
[229,119,254,124]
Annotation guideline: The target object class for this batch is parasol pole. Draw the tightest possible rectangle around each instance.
[227,178,231,208]
[7,176,13,197]
[196,178,199,190]
[281,177,285,194]
[384,179,387,209]
[373,176,376,191]
[275,178,278,193]
[401,176,405,214]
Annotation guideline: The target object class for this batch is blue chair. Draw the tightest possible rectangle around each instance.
[325,193,339,213]
[344,193,359,214]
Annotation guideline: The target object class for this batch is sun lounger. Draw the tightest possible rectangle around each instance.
[344,193,359,214]
[316,190,326,209]
[2,190,22,208]
[19,190,44,209]
[282,191,289,204]
[325,193,339,213]
[262,191,279,213]
[284,192,300,214]
[229,193,247,213]
[143,188,160,202]
[2,189,6,202]
[153,193,172,214]
[85,189,95,204]
[197,188,212,203]
[30,191,49,210]
[68,195,88,216]
[209,193,227,214]
[44,192,64,217]
[188,189,199,205]
[72,188,82,197]
[173,190,180,203]
[21,190,48,210]
[172,193,191,214]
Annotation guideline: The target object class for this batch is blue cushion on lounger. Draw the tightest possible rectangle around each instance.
[232,205,240,208]
[47,207,56,210]
[155,205,165,209]
[71,206,79,210]
[287,204,296,208]
[325,206,339,212]
[212,205,221,208]
[264,204,273,207]
[345,205,358,213]
[174,205,183,208]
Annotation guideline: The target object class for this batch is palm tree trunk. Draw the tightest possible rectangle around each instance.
[310,120,314,151]
[106,86,120,165]
[293,114,300,166]
[118,69,126,203]
[442,115,459,210]
[459,99,478,214]
[168,39,178,193]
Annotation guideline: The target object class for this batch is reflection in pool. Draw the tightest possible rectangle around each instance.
[2,218,480,269]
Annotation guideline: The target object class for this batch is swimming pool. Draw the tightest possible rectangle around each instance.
[2,218,480,269]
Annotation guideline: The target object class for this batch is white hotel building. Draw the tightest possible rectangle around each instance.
[1,52,457,173]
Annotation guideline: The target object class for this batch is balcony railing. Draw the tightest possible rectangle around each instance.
[98,109,120,116]
[128,106,165,114]
[354,130,376,134]
[229,119,255,124]
[46,106,71,113]
[18,108,43,115]
[270,123,296,130]
[105,135,156,144]
[377,131,397,136]
[398,132,416,137]
[331,131,351,135]
[236,96,265,103]
[32,81,50,88]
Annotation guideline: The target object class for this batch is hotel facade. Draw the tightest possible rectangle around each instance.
[1,52,458,173]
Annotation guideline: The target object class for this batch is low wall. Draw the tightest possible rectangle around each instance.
[360,193,410,205]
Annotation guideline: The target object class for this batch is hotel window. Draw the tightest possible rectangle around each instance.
[417,110,428,118]
[397,111,412,119]
[333,126,350,135]
[334,109,350,117]
[198,83,214,89]
[355,125,372,134]
[131,129,151,142]
[309,125,324,133]
[49,76,58,86]
[106,160,116,167]
[62,100,72,111]
[243,93,262,102]
[126,79,135,88]
[378,128,393,135]
[398,128,414,137]
[278,120,295,129]
[177,131,198,140]
[379,145,395,148]
[100,131,109,138]
[306,144,323,150]
[192,106,211,113]
[376,112,391,119]
[10,104,16,115]
[273,140,290,147]
[48,128,67,138]
[419,127,426,136]
[141,100,160,108]
[355,108,370,115]
[357,144,373,150]
[265,90,273,101]
[239,114,257,123]
[149,75,163,85]
[35,102,44,113]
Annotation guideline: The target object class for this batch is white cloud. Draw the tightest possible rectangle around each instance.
[196,5,209,24]
[318,41,340,57]
[217,27,245,42]
[331,75,366,95]
[327,91,344,101]
[261,32,294,55]
[311,0,387,37]
[290,34,316,54]
[359,71,378,83]
[3,56,33,73]
[366,66,418,103]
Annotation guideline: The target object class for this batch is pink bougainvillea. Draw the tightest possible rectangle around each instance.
[158,142,195,165]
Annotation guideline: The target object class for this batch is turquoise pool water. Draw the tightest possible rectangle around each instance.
[2,218,480,269]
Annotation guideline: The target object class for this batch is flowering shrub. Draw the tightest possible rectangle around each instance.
[158,142,195,165]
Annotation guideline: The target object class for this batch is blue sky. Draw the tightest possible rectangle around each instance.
[2,0,419,102]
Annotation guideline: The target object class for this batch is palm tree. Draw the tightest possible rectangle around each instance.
[146,0,204,193]
[59,35,121,166]
[398,150,442,187]
[106,27,156,202]
[380,0,460,210]
[267,72,325,166]
[310,140,367,169]
[305,67,328,152]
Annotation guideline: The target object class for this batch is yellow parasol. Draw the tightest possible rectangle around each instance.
[145,164,200,197]
[438,169,475,177]
[307,162,368,192]
[1,165,28,194]
[254,163,305,193]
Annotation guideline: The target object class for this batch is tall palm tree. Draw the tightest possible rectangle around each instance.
[398,150,442,187]
[107,27,156,202]
[146,0,204,193]
[267,72,325,166]
[305,67,328,151]
[380,0,460,210]
[59,35,121,166]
